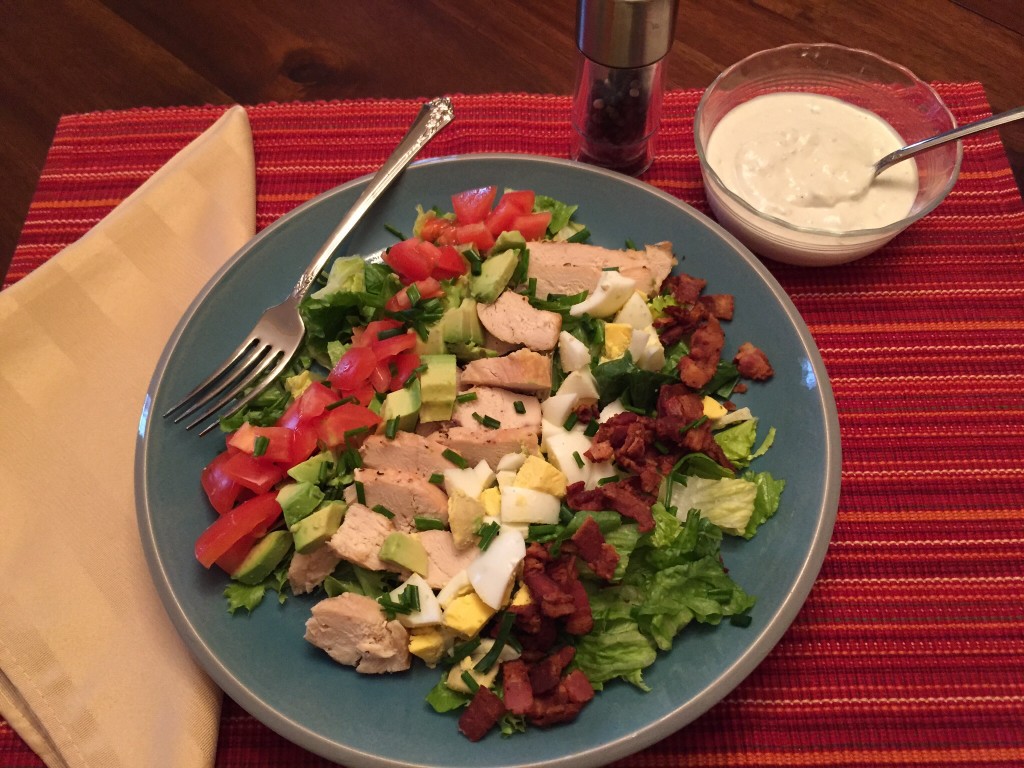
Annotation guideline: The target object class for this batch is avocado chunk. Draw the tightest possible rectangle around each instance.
[415,321,447,355]
[418,354,457,423]
[277,481,325,528]
[381,379,421,432]
[447,490,486,549]
[441,298,485,346]
[470,248,520,304]
[379,532,429,576]
[290,501,346,554]
[231,530,293,585]
[287,450,337,484]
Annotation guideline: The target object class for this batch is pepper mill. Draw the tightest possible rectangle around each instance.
[571,0,678,176]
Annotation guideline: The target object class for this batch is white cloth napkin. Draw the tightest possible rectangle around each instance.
[0,105,256,768]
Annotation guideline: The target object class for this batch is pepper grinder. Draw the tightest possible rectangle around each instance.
[571,0,678,176]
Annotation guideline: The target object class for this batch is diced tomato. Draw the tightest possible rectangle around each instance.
[328,345,377,392]
[383,238,438,282]
[512,211,553,241]
[278,381,339,429]
[354,319,404,347]
[372,329,419,359]
[369,360,392,393]
[389,351,421,389]
[345,383,376,407]
[227,423,294,464]
[384,278,444,313]
[419,214,457,244]
[213,533,258,575]
[201,450,242,514]
[220,451,286,494]
[316,403,382,449]
[485,190,536,237]
[194,492,282,568]
[430,245,468,280]
[283,423,319,466]
[452,186,497,225]
[455,221,495,252]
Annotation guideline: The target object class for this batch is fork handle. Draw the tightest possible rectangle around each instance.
[289,96,455,300]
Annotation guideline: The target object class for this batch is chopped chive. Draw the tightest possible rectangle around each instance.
[372,504,394,519]
[597,474,620,486]
[406,282,422,306]
[443,448,469,469]
[326,395,358,410]
[251,435,270,458]
[567,227,590,243]
[464,250,483,276]
[414,516,445,531]
[377,594,414,619]
[572,450,585,468]
[377,326,406,340]
[528,523,558,540]
[343,425,372,440]
[624,238,637,250]
[428,472,445,486]
[317,461,333,483]
[583,420,599,437]
[653,440,670,455]
[559,504,574,524]
[513,400,526,414]
[621,402,647,415]
[679,415,709,433]
[402,584,420,612]
[730,613,753,628]
[385,416,400,439]
[384,223,406,240]
[472,412,500,429]
[563,412,579,430]
[477,521,500,550]
[601,266,620,271]
[355,480,366,505]
[448,637,481,666]
[526,277,537,297]
[475,612,516,673]
[455,391,478,403]
[343,447,362,469]
[460,670,480,693]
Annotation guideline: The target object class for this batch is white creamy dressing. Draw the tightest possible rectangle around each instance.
[705,92,918,232]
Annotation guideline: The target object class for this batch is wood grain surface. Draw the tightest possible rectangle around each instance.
[2,0,1022,281]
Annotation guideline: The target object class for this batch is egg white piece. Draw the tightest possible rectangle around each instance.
[541,393,579,427]
[436,569,471,608]
[569,270,637,318]
[499,485,561,525]
[556,369,600,403]
[558,331,591,372]
[389,573,443,627]
[467,526,526,609]
[614,291,654,329]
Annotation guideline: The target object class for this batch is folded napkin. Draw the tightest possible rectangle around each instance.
[0,106,256,768]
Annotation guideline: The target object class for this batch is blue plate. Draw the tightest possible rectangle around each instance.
[136,154,840,768]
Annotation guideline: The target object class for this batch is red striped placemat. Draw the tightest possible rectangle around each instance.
[4,86,1023,768]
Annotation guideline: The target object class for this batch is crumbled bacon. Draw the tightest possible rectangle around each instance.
[458,686,506,742]
[501,659,534,715]
[528,646,575,694]
[734,342,774,381]
[700,293,735,320]
[678,314,725,390]
[572,402,600,423]
[565,477,656,532]
[562,669,595,704]
[522,544,574,618]
[568,516,620,580]
[663,272,707,304]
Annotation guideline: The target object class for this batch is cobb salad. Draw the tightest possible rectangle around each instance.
[193,184,784,740]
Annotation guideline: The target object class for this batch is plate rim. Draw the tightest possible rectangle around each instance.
[135,151,841,768]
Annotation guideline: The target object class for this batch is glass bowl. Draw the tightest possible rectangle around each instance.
[694,43,962,266]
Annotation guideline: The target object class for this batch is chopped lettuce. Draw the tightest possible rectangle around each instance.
[668,476,758,536]
[715,418,777,469]
[311,255,365,300]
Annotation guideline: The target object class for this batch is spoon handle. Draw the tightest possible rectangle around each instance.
[875,105,1024,176]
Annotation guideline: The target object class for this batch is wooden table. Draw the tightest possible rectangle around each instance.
[2,0,1023,282]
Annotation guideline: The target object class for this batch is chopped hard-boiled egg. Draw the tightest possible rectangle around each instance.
[541,393,579,427]
[514,455,568,497]
[388,573,443,628]
[702,395,729,420]
[479,486,502,518]
[436,569,472,608]
[613,291,654,329]
[408,627,447,667]
[500,485,561,525]
[542,428,595,487]
[466,526,526,609]
[443,460,495,499]
[558,330,591,372]
[570,270,637,318]
[602,322,633,361]
[445,637,520,693]
[496,452,528,472]
[556,368,600,404]
[442,590,496,638]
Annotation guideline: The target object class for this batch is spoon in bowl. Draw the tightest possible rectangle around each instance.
[873,105,1024,179]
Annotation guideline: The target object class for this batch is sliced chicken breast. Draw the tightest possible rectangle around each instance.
[327,502,408,576]
[433,425,540,470]
[360,431,453,478]
[288,543,342,595]
[304,592,411,673]
[451,386,542,432]
[476,290,562,352]
[460,349,552,395]
[354,467,449,533]
[527,240,676,298]
[418,529,482,590]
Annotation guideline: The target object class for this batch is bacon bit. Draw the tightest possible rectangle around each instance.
[527,681,587,727]
[562,669,595,704]
[458,686,507,742]
[528,646,575,695]
[734,342,774,381]
[566,477,656,533]
[522,544,575,618]
[700,293,735,320]
[572,402,600,423]
[569,516,620,580]
[664,273,707,304]
[678,314,725,390]
[501,659,534,715]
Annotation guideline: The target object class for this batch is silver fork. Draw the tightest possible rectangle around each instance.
[163,96,455,435]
